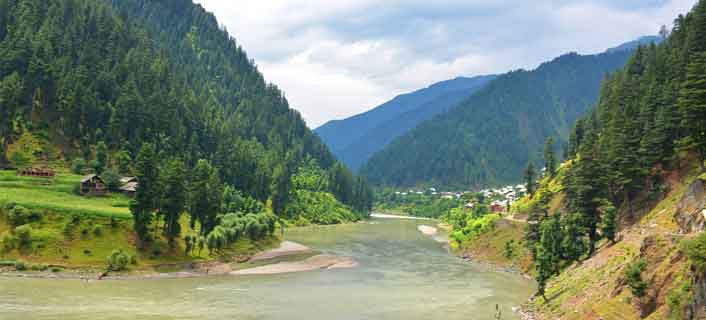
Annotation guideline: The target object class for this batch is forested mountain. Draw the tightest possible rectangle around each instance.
[361,40,659,189]
[0,0,372,221]
[315,75,496,171]
[517,1,706,316]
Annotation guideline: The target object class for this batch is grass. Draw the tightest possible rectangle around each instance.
[0,169,280,271]
[0,170,131,219]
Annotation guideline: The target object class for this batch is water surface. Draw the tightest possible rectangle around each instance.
[0,218,534,320]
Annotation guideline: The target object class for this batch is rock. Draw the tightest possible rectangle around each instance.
[417,225,438,236]
[676,180,706,233]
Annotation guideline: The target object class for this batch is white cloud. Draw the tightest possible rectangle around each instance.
[194,0,697,128]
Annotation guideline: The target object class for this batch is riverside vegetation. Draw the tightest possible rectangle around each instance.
[0,0,372,274]
[432,1,706,318]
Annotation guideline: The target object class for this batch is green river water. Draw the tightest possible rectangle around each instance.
[0,217,534,320]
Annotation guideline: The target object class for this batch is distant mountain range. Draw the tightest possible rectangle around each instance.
[358,36,662,189]
[315,75,496,171]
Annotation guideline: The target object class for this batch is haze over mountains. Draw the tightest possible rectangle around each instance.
[319,36,661,189]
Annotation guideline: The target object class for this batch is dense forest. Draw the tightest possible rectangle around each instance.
[522,0,706,305]
[316,75,496,171]
[361,40,657,189]
[0,0,372,247]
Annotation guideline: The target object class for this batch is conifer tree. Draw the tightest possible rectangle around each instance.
[678,52,706,165]
[524,161,536,196]
[161,158,186,247]
[544,137,556,177]
[130,143,159,247]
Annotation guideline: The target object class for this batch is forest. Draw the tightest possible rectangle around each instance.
[0,0,373,252]
[360,44,646,189]
[519,0,706,305]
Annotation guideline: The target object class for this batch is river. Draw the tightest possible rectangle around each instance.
[0,217,534,320]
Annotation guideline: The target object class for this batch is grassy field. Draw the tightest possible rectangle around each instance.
[0,170,131,219]
[0,169,279,271]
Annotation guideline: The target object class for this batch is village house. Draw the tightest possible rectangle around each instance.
[119,177,138,197]
[80,174,107,196]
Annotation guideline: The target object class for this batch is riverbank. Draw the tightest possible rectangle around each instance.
[370,213,434,220]
[0,240,359,280]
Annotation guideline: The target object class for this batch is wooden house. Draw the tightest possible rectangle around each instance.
[118,177,138,197]
[17,167,56,178]
[80,174,107,196]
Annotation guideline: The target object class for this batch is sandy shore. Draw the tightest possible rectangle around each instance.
[249,241,313,261]
[417,225,438,236]
[0,240,355,280]
[231,254,358,275]
[371,213,433,220]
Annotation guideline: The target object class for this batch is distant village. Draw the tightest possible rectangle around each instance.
[392,184,527,213]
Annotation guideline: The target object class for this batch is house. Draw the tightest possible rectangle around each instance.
[80,174,107,196]
[119,177,138,197]
[17,167,55,178]
[490,203,506,213]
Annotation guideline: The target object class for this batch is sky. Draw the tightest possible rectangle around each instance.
[193,0,697,128]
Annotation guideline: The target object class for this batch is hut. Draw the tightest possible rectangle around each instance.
[80,174,107,196]
[17,167,56,178]
[118,177,138,197]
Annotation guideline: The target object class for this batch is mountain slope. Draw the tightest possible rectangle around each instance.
[0,0,370,214]
[315,75,496,171]
[361,41,658,189]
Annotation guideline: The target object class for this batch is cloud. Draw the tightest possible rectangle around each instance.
[194,0,697,128]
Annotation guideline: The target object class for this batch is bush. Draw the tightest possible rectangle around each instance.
[106,249,129,271]
[71,158,87,174]
[14,225,32,247]
[14,261,27,271]
[625,259,648,298]
[1,234,17,252]
[30,263,48,271]
[102,168,122,192]
[92,224,103,236]
[8,205,30,227]
[683,232,706,273]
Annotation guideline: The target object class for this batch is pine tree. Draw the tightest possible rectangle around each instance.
[189,159,222,235]
[561,212,585,262]
[524,161,536,196]
[601,204,618,243]
[95,141,108,174]
[160,158,186,247]
[544,137,556,177]
[130,143,159,247]
[678,52,706,165]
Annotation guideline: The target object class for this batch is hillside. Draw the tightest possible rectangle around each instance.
[0,0,372,273]
[360,41,656,189]
[444,2,706,318]
[315,75,495,171]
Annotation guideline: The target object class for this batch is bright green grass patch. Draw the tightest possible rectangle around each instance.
[0,170,131,219]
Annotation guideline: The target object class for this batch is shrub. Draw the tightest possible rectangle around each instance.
[1,234,17,252]
[14,225,32,247]
[14,261,27,271]
[92,224,103,236]
[683,232,706,273]
[102,168,121,192]
[106,249,129,271]
[625,259,648,298]
[30,264,48,271]
[71,158,87,174]
[0,260,16,267]
[8,205,30,227]
[667,280,693,319]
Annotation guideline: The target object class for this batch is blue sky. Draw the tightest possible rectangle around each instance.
[194,0,696,128]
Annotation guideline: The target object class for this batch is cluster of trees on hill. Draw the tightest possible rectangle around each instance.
[361,42,649,189]
[525,0,706,299]
[0,0,373,245]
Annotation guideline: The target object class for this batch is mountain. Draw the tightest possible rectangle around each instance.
[315,75,496,171]
[360,38,661,189]
[605,35,663,53]
[0,0,370,215]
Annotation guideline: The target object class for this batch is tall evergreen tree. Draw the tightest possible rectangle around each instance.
[544,137,556,177]
[130,143,159,247]
[524,161,536,196]
[160,158,186,247]
[678,52,706,165]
